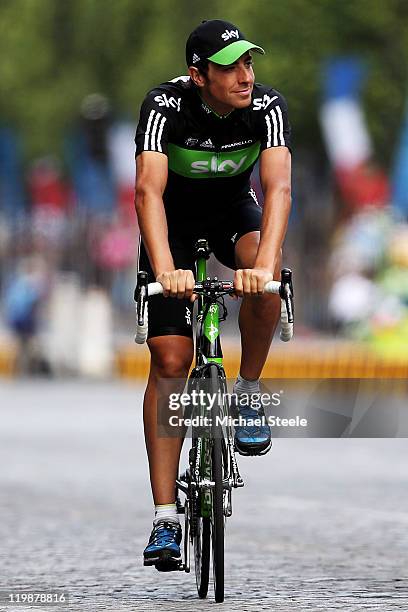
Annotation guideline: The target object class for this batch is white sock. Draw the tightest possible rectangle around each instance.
[153,503,179,525]
[233,374,260,413]
[233,373,260,395]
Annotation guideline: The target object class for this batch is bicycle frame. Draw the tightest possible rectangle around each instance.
[194,238,223,367]
[176,240,244,570]
[193,238,243,485]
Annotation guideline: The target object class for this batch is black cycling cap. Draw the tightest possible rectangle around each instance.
[186,19,264,67]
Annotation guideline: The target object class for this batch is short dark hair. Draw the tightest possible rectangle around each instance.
[195,59,210,77]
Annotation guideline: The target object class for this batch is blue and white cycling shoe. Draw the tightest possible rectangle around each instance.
[143,519,182,571]
[233,404,272,456]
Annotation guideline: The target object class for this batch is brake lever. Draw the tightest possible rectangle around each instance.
[279,268,294,324]
[135,271,148,325]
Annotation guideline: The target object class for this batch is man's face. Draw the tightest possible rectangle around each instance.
[195,52,255,114]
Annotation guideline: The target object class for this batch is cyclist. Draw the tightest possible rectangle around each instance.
[135,19,291,570]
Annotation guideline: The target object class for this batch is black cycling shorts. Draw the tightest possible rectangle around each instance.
[137,192,262,339]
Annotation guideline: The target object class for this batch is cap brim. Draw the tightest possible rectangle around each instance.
[208,40,265,65]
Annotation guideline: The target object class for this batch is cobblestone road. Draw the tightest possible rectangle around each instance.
[0,381,407,611]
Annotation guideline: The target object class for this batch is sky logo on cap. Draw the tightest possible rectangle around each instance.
[221,29,239,41]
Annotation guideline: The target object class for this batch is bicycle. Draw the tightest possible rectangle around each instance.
[134,238,294,603]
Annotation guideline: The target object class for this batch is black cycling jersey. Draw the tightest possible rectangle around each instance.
[135,76,291,225]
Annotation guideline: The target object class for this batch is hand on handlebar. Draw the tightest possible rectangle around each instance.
[233,268,275,297]
[156,269,196,301]
[134,268,294,344]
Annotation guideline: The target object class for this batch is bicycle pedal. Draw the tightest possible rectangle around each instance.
[154,558,183,572]
[234,440,272,456]
[144,547,182,570]
[176,562,189,572]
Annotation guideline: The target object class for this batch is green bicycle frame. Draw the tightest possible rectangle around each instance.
[194,243,225,517]
[196,253,223,367]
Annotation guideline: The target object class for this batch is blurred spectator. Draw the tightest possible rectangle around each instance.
[29,156,69,212]
[92,218,136,272]
[67,93,115,218]
[28,156,71,248]
[0,215,11,288]
[0,126,25,221]
[328,209,408,357]
[3,255,50,374]
[335,163,390,212]
[107,120,137,222]
[329,273,379,329]
[329,209,393,278]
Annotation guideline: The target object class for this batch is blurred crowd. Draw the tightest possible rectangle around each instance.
[328,209,408,359]
[0,94,138,376]
[1,57,408,376]
[320,59,408,359]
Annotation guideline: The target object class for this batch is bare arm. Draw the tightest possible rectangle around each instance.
[234,146,291,296]
[255,146,292,273]
[135,151,174,277]
[135,151,194,298]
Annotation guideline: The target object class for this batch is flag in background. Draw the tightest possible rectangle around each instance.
[320,58,389,211]
[392,101,408,218]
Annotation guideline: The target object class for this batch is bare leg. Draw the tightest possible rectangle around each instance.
[144,335,193,504]
[235,231,282,380]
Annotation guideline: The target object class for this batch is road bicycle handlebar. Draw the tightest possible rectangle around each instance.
[134,269,294,344]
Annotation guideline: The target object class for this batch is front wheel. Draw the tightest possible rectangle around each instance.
[210,364,225,603]
[190,379,211,597]
[194,515,211,598]
[212,435,224,602]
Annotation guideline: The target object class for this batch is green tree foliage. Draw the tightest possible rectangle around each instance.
[0,0,407,164]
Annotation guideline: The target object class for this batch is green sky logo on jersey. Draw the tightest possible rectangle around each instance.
[168,141,260,178]
[191,156,247,174]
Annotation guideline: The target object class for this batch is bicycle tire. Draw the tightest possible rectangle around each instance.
[209,364,225,603]
[194,515,211,598]
[190,375,211,598]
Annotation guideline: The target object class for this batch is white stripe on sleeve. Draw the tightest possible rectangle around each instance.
[265,114,272,148]
[156,116,167,153]
[144,110,156,150]
[270,108,278,146]
[276,105,285,146]
[150,112,162,151]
